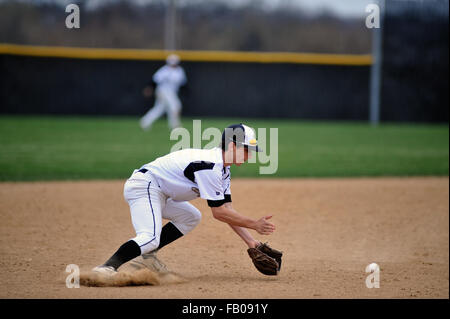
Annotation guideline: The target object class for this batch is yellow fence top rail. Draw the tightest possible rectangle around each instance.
[0,43,373,66]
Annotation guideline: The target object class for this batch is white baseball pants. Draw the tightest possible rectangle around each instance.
[123,169,201,254]
[140,87,182,130]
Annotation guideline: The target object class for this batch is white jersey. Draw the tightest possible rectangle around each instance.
[153,65,187,93]
[140,148,231,203]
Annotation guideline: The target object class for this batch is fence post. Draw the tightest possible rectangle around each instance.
[369,0,385,126]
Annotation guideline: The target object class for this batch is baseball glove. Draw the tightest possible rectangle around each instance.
[247,246,279,276]
[256,242,283,271]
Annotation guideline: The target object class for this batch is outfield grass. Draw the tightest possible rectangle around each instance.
[0,116,448,181]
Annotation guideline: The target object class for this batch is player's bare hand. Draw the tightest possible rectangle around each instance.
[254,215,275,235]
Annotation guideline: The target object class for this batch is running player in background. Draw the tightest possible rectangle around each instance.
[140,54,187,131]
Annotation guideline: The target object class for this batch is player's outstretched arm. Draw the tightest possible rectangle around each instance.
[210,204,275,235]
[214,203,282,276]
[228,224,261,248]
[220,203,260,248]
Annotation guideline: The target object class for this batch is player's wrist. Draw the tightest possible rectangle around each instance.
[249,219,259,231]
[248,240,260,249]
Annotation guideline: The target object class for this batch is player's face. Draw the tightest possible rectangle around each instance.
[234,146,251,166]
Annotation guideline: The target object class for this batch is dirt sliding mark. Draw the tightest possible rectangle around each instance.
[79,267,187,287]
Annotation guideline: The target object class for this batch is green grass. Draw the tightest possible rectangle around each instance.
[0,115,448,181]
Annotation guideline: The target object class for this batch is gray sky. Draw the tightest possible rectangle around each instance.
[8,0,376,17]
[292,0,375,17]
[213,0,375,17]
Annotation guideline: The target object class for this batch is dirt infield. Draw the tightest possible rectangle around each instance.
[0,177,448,299]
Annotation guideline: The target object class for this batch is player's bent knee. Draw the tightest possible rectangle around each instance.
[186,209,202,228]
[192,209,202,225]
[174,210,201,235]
[140,241,159,254]
[132,232,160,254]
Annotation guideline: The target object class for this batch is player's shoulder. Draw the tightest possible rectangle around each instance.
[178,148,223,181]
[156,65,171,73]
[172,147,222,164]
[200,148,222,167]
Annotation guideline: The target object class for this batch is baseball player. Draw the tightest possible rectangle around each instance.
[92,124,283,277]
[140,54,187,131]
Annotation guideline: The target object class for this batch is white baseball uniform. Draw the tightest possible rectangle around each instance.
[140,64,187,130]
[124,147,231,254]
